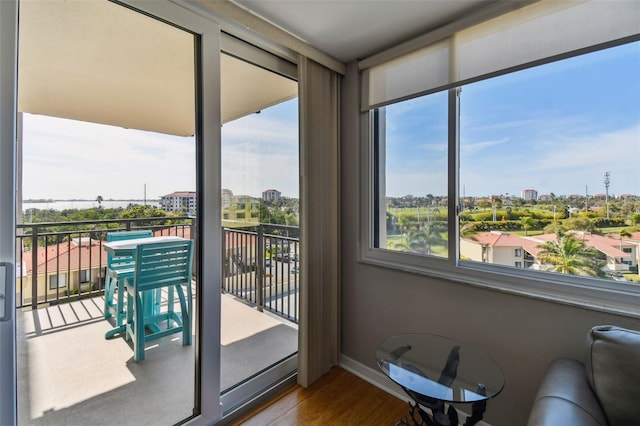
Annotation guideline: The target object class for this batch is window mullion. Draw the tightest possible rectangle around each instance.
[447,87,460,266]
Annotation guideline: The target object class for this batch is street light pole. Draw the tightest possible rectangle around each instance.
[604,171,610,220]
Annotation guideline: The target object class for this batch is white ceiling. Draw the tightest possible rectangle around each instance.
[232,0,492,63]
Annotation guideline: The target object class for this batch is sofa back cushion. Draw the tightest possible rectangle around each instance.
[586,325,640,426]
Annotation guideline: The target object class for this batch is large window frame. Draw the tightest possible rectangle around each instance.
[359,42,640,317]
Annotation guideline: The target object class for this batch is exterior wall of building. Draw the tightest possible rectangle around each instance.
[221,189,233,209]
[223,202,260,222]
[485,246,517,267]
[262,189,281,202]
[160,192,196,213]
[459,238,483,262]
[16,266,103,305]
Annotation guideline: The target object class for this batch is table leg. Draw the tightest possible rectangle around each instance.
[398,400,455,426]
[463,399,486,426]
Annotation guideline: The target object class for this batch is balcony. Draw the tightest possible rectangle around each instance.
[15,218,299,425]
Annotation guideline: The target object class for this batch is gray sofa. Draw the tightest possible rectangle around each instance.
[527,325,640,426]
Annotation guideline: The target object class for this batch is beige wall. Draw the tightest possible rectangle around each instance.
[459,238,483,262]
[16,267,102,305]
[490,246,519,268]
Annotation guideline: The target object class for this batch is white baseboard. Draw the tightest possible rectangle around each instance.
[338,354,492,426]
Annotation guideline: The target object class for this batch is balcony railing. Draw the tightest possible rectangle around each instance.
[16,216,194,309]
[223,224,299,323]
[15,218,300,324]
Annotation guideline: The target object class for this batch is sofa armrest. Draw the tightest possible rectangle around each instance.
[527,358,607,426]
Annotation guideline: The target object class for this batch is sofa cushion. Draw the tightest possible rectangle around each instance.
[586,325,640,426]
[527,358,607,426]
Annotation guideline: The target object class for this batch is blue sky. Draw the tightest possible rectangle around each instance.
[385,40,640,198]
[22,98,298,200]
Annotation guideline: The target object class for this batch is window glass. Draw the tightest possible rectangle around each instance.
[374,91,449,258]
[459,42,640,283]
[49,273,66,289]
[371,41,640,291]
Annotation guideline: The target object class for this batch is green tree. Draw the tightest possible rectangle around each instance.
[536,231,601,276]
[520,216,534,236]
[393,222,446,256]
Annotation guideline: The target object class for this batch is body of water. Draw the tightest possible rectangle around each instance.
[22,200,159,211]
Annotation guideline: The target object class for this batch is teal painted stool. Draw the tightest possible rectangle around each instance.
[103,230,153,337]
[124,240,193,361]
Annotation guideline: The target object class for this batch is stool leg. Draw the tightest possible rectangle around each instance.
[116,279,126,326]
[133,290,145,362]
[104,275,113,319]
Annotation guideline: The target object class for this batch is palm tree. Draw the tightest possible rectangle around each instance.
[536,231,601,276]
[96,195,103,208]
[520,216,534,236]
[393,222,447,256]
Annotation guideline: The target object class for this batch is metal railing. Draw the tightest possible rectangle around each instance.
[16,217,194,309]
[15,217,300,324]
[223,224,300,323]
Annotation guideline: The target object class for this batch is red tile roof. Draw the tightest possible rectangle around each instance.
[23,239,107,275]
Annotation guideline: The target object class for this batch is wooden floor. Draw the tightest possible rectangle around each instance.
[230,367,409,425]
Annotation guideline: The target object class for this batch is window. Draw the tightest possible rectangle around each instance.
[49,273,66,290]
[79,269,90,283]
[365,38,640,314]
[374,92,448,258]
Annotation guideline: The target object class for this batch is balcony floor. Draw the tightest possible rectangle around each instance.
[17,292,298,425]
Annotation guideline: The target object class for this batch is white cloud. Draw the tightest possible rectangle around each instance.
[461,137,509,156]
[460,124,640,196]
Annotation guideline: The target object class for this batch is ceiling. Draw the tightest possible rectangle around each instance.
[232,0,493,63]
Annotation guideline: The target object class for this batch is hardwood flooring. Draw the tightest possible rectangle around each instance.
[230,367,408,425]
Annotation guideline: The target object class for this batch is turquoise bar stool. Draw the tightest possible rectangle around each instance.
[124,240,193,362]
[103,230,153,332]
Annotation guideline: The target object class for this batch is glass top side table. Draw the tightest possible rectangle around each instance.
[377,333,504,426]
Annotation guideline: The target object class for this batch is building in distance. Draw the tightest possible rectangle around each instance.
[221,189,233,209]
[521,189,538,201]
[262,189,281,202]
[160,191,196,214]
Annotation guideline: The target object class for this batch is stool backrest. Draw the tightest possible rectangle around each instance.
[133,240,193,292]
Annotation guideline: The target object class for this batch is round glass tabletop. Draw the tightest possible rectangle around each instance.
[376,333,504,404]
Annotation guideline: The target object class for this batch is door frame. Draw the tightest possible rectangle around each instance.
[0,1,18,425]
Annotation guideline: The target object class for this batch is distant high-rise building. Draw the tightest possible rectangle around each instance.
[521,189,538,200]
[262,189,281,202]
[160,191,196,214]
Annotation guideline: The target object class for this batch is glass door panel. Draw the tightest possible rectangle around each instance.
[220,47,299,412]
[16,1,197,424]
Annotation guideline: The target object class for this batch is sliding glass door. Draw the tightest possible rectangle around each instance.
[15,1,200,424]
[219,38,299,413]
[3,1,302,425]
